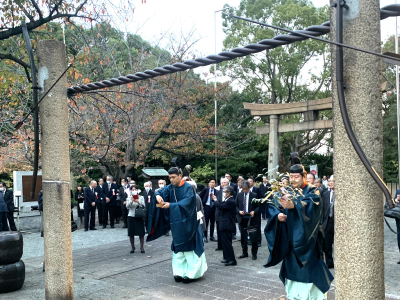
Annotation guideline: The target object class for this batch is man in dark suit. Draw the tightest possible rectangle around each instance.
[143,181,154,232]
[259,176,271,220]
[324,175,335,268]
[225,173,238,194]
[0,182,16,231]
[236,180,260,260]
[215,178,230,251]
[120,178,128,228]
[84,181,97,231]
[199,179,219,242]
[248,177,262,246]
[102,175,118,228]
[212,185,237,266]
[96,178,104,226]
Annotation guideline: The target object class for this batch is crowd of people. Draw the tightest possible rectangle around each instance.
[2,162,400,299]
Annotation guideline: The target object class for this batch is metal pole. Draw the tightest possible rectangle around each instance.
[396,0,400,187]
[214,10,219,182]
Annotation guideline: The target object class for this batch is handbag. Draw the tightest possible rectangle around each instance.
[71,221,78,232]
[135,205,146,218]
[242,218,258,244]
[384,205,400,220]
[79,203,84,210]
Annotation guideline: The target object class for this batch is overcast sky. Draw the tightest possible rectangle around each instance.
[123,0,397,85]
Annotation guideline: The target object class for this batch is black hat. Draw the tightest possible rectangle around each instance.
[290,164,305,174]
[168,167,181,175]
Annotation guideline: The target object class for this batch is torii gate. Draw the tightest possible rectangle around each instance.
[244,97,333,178]
[244,80,388,179]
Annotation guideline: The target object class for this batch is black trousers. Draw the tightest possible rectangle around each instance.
[103,204,115,227]
[122,204,128,225]
[261,202,270,219]
[257,217,262,245]
[216,221,222,250]
[6,210,17,231]
[396,219,400,253]
[84,206,96,230]
[240,218,258,255]
[324,216,334,265]
[0,212,9,231]
[220,230,235,262]
[115,205,122,219]
[96,202,103,225]
[204,205,216,238]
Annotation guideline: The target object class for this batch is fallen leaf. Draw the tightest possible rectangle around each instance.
[147,256,152,258]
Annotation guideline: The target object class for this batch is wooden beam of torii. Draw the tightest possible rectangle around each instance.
[244,81,387,178]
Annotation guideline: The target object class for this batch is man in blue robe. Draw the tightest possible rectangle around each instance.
[147,167,207,283]
[264,164,333,300]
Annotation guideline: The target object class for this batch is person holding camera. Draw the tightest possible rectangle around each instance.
[126,184,145,254]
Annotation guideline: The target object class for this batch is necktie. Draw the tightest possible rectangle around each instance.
[329,191,334,217]
[243,193,247,213]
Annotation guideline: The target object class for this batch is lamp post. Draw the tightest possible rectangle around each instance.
[396,0,400,187]
[214,8,226,182]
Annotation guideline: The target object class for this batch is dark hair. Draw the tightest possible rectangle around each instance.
[223,185,234,195]
[247,177,255,182]
[0,182,5,188]
[76,184,83,191]
[307,173,315,179]
[209,178,216,183]
[130,184,137,190]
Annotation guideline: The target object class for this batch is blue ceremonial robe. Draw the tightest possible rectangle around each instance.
[147,181,204,257]
[264,183,334,294]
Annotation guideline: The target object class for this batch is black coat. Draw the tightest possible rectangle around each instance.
[321,188,332,230]
[95,185,103,204]
[236,191,260,225]
[229,182,238,194]
[259,182,271,197]
[213,196,236,232]
[102,182,118,206]
[250,186,263,199]
[83,187,96,209]
[3,189,14,212]
[199,187,219,207]
[143,188,155,209]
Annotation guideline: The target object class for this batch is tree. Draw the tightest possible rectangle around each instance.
[220,0,332,170]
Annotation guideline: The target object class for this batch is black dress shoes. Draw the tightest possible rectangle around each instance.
[258,243,261,247]
[225,261,237,266]
[204,237,208,243]
[327,264,334,269]
[122,224,127,228]
[232,235,236,240]
[182,277,194,284]
[110,225,115,228]
[102,226,106,229]
[252,254,257,260]
[209,237,217,242]
[239,253,248,259]
[174,276,183,282]
[397,261,400,264]
[84,229,88,232]
[215,248,222,251]
[90,228,97,230]
[221,260,228,263]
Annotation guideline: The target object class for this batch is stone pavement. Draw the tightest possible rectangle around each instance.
[3,214,400,299]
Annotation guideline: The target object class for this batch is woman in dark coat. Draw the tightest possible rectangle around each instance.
[75,185,85,226]
[0,192,9,231]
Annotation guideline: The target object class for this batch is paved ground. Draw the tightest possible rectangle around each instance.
[3,210,400,299]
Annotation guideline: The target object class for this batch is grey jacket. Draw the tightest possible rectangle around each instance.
[126,195,145,217]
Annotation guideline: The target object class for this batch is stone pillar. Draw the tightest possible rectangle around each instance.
[37,40,74,300]
[268,115,279,179]
[330,1,384,299]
